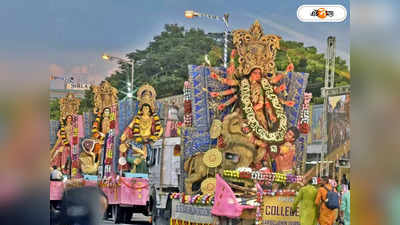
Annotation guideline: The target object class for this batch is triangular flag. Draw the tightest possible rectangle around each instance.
[211,174,253,218]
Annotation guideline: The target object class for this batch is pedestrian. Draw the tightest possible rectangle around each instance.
[315,176,338,225]
[292,178,318,225]
[340,188,350,225]
[50,165,63,181]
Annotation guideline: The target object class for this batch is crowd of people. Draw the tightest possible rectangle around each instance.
[292,175,351,225]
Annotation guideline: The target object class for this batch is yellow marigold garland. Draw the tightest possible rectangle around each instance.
[240,78,287,143]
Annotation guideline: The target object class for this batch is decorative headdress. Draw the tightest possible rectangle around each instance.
[59,92,80,120]
[92,81,118,114]
[137,84,157,112]
[233,20,281,76]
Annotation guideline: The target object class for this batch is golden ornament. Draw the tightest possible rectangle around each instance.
[202,148,222,168]
[233,20,281,77]
[201,178,217,195]
[210,119,222,139]
[119,143,128,153]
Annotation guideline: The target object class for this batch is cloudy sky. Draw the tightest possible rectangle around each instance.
[0,0,349,89]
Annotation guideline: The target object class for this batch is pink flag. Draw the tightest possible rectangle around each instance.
[211,174,253,218]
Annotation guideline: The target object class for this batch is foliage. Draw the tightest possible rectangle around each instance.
[49,99,60,121]
[276,40,350,104]
[79,87,94,114]
[88,24,349,104]
[121,24,221,98]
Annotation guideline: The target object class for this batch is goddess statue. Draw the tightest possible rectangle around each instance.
[208,21,299,173]
[119,84,163,173]
[50,93,83,177]
[79,81,118,176]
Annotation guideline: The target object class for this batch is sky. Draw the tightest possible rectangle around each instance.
[0,0,349,89]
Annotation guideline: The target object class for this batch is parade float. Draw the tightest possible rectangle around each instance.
[50,82,174,223]
[169,21,311,225]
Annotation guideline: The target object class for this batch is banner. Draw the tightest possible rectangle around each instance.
[262,196,300,225]
[309,104,323,144]
[171,199,214,224]
[327,94,350,154]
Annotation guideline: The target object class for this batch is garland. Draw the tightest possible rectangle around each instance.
[261,189,297,196]
[170,219,214,225]
[240,78,287,143]
[131,111,161,143]
[298,93,312,134]
[255,191,263,225]
[60,125,69,146]
[59,116,79,146]
[223,170,303,184]
[170,193,214,206]
[91,116,105,141]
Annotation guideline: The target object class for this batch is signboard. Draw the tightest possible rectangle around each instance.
[309,104,324,144]
[171,199,214,224]
[262,196,300,225]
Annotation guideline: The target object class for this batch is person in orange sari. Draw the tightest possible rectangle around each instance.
[315,176,337,225]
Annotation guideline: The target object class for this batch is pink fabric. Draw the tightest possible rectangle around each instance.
[165,121,178,137]
[120,177,149,206]
[84,180,98,187]
[211,174,253,218]
[77,115,84,138]
[50,181,64,201]
[102,186,120,204]
[112,105,119,136]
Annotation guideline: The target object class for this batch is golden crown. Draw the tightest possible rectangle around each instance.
[233,20,281,76]
[92,81,118,114]
[137,84,157,112]
[59,92,80,120]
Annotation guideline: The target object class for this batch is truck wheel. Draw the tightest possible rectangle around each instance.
[112,205,123,224]
[151,197,157,224]
[143,201,151,216]
[122,208,132,224]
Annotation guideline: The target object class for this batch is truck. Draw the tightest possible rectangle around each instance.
[148,136,182,225]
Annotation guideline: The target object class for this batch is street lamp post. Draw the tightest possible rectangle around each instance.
[102,53,135,98]
[185,10,230,69]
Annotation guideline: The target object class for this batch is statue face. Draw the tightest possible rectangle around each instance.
[66,115,73,123]
[285,130,295,143]
[142,105,150,115]
[103,108,110,117]
[250,68,261,77]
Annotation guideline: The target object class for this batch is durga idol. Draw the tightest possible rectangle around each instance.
[119,84,163,173]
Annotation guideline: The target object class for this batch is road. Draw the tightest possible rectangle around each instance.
[102,213,151,225]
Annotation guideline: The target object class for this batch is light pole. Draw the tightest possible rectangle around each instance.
[185,10,230,69]
[102,53,135,98]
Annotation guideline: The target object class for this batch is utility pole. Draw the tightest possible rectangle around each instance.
[321,37,351,177]
[321,36,336,177]
[325,37,336,89]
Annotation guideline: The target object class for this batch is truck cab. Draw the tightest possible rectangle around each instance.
[148,136,182,225]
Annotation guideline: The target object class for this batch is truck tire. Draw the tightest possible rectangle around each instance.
[122,207,132,224]
[112,205,123,224]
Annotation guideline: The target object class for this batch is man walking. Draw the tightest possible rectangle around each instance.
[315,176,337,225]
[292,179,318,225]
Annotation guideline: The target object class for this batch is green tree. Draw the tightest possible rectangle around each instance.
[276,40,350,103]
[107,24,222,98]
[91,24,349,104]
[79,87,94,114]
[49,99,60,121]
